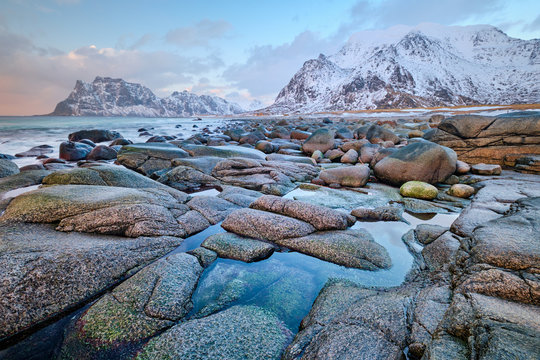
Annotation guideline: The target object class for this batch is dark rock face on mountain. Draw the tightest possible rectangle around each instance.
[50,77,244,117]
[267,24,540,113]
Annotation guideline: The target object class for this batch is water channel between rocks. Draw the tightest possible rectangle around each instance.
[0,186,459,360]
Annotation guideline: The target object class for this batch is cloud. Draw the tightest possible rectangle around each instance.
[342,0,503,34]
[523,14,540,32]
[0,27,226,115]
[165,19,232,48]
[223,31,339,101]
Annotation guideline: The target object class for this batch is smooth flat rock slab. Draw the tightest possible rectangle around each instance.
[136,306,293,360]
[250,195,354,231]
[202,232,275,262]
[277,229,391,270]
[222,208,316,242]
[0,223,182,340]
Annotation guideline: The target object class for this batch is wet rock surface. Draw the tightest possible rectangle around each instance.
[0,223,181,340]
[0,159,19,178]
[136,305,293,360]
[202,233,275,262]
[59,253,202,358]
[2,114,540,360]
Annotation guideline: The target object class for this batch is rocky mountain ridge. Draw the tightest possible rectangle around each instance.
[50,76,244,117]
[267,23,540,113]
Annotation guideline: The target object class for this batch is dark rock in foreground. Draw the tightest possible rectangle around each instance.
[0,223,181,340]
[136,306,293,360]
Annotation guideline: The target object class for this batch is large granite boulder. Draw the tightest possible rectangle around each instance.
[302,128,335,155]
[374,141,457,185]
[202,232,275,262]
[116,143,190,176]
[250,195,353,231]
[222,208,316,241]
[212,157,319,196]
[136,306,293,360]
[0,159,19,178]
[68,129,122,143]
[425,114,540,167]
[59,141,93,161]
[277,229,391,270]
[59,253,202,358]
[318,164,370,187]
[0,223,181,340]
[0,185,192,237]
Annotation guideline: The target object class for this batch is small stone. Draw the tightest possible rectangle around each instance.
[311,150,324,162]
[455,160,470,174]
[447,184,475,198]
[471,163,502,175]
[400,181,438,200]
[340,149,359,164]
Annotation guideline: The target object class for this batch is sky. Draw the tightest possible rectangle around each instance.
[0,0,539,115]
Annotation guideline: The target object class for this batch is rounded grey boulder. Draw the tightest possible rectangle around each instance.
[374,141,457,186]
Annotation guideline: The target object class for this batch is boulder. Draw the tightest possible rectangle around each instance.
[157,166,218,191]
[0,159,19,178]
[222,208,315,241]
[319,165,370,187]
[202,233,275,262]
[136,306,293,360]
[351,205,404,222]
[340,149,358,164]
[277,229,391,270]
[302,128,335,155]
[455,160,470,174]
[366,124,400,144]
[217,186,263,207]
[116,143,190,176]
[374,142,457,185]
[266,153,316,165]
[15,145,54,158]
[86,145,117,160]
[170,156,222,174]
[471,163,501,175]
[400,181,438,200]
[250,195,354,231]
[59,253,202,357]
[187,196,241,224]
[0,223,181,340]
[59,141,93,161]
[324,149,345,161]
[447,184,475,198]
[68,129,122,143]
[359,143,380,163]
[212,157,319,196]
[425,114,540,166]
[0,185,191,237]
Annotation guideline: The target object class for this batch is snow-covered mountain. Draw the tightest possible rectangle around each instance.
[51,77,244,117]
[267,24,540,113]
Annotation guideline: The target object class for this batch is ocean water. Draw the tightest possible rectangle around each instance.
[0,116,228,167]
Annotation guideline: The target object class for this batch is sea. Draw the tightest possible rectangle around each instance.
[0,116,229,167]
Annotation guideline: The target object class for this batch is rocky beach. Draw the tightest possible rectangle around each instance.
[0,110,539,359]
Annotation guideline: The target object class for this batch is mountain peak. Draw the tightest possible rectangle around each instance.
[50,78,244,117]
[266,23,540,113]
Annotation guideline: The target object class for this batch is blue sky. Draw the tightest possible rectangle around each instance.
[1,0,539,115]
